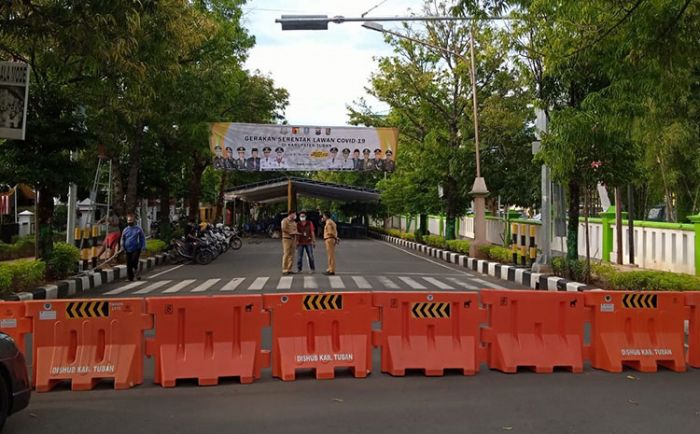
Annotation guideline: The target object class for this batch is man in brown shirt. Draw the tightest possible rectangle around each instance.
[281,210,299,275]
[322,211,338,275]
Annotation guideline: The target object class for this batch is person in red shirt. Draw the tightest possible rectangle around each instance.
[296,211,316,273]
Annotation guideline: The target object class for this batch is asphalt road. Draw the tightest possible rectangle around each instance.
[7,357,700,434]
[7,238,699,434]
[82,238,520,297]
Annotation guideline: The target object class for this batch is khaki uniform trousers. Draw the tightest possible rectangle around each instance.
[325,239,336,273]
[282,238,295,272]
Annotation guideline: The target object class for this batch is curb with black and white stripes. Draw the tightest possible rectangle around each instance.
[370,232,599,292]
[4,254,167,301]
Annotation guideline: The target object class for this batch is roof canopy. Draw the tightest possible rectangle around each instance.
[224,177,380,204]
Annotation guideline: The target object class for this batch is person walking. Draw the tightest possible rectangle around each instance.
[322,211,338,275]
[121,213,146,281]
[281,210,299,275]
[96,211,121,260]
[295,211,316,273]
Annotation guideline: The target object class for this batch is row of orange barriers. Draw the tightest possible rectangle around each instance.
[0,290,698,392]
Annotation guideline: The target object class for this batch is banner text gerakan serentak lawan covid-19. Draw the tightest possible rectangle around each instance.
[209,123,398,172]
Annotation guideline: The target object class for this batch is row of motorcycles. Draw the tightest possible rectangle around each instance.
[165,224,242,265]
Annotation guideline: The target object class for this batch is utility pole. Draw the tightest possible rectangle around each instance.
[66,150,78,244]
[532,108,552,273]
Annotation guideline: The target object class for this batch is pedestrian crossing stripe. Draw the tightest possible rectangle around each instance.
[411,302,450,319]
[303,294,343,311]
[622,293,657,309]
[66,301,109,318]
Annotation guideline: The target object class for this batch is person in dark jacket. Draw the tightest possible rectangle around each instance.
[121,213,146,281]
[295,211,316,273]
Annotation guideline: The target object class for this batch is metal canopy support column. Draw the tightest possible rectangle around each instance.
[287,179,298,212]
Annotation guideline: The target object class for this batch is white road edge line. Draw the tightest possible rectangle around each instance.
[374,239,479,277]
[148,264,185,279]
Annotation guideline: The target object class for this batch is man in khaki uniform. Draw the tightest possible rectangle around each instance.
[281,211,299,275]
[322,211,338,275]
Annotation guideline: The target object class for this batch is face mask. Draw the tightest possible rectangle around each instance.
[128,221,135,226]
[300,216,306,221]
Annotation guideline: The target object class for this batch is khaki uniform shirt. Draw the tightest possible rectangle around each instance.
[323,219,338,240]
[281,218,298,239]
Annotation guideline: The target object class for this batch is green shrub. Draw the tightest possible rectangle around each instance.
[446,239,471,254]
[387,229,402,238]
[0,259,46,295]
[0,236,36,261]
[146,239,168,254]
[552,257,590,282]
[486,246,513,264]
[605,269,700,291]
[423,235,447,249]
[591,263,617,282]
[46,242,80,280]
[402,232,416,242]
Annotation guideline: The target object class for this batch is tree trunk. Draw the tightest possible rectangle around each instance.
[215,171,227,223]
[125,130,144,214]
[566,179,580,263]
[36,185,55,261]
[418,214,428,236]
[158,184,171,242]
[584,186,591,283]
[615,187,623,265]
[188,154,206,222]
[111,156,125,219]
[444,178,457,240]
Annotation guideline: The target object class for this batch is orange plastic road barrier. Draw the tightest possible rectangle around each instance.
[481,290,585,373]
[372,292,485,376]
[0,302,32,354]
[25,298,152,392]
[584,292,686,373]
[688,293,700,368]
[264,292,377,381]
[145,296,270,387]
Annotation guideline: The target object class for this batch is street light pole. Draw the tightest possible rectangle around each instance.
[278,14,502,256]
[362,21,489,256]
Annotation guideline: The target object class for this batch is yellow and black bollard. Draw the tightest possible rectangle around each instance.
[91,225,101,268]
[511,223,518,265]
[73,227,82,251]
[529,225,537,265]
[519,224,527,266]
[81,227,91,270]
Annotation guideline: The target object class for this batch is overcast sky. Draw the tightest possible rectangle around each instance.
[242,0,427,126]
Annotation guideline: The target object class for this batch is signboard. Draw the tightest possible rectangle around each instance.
[209,122,398,172]
[0,62,30,140]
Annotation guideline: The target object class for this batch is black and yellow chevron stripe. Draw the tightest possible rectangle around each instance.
[303,294,343,311]
[411,302,450,319]
[66,301,110,319]
[622,293,657,309]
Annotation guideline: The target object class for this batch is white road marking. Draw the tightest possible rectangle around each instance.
[148,264,184,279]
[351,276,372,289]
[104,281,146,295]
[422,277,455,290]
[162,279,196,294]
[397,276,427,290]
[377,276,400,289]
[304,276,317,289]
[248,277,269,291]
[471,278,508,290]
[191,278,221,293]
[445,277,479,290]
[329,276,345,289]
[277,276,293,290]
[375,239,476,277]
[133,280,171,294]
[221,277,245,291]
